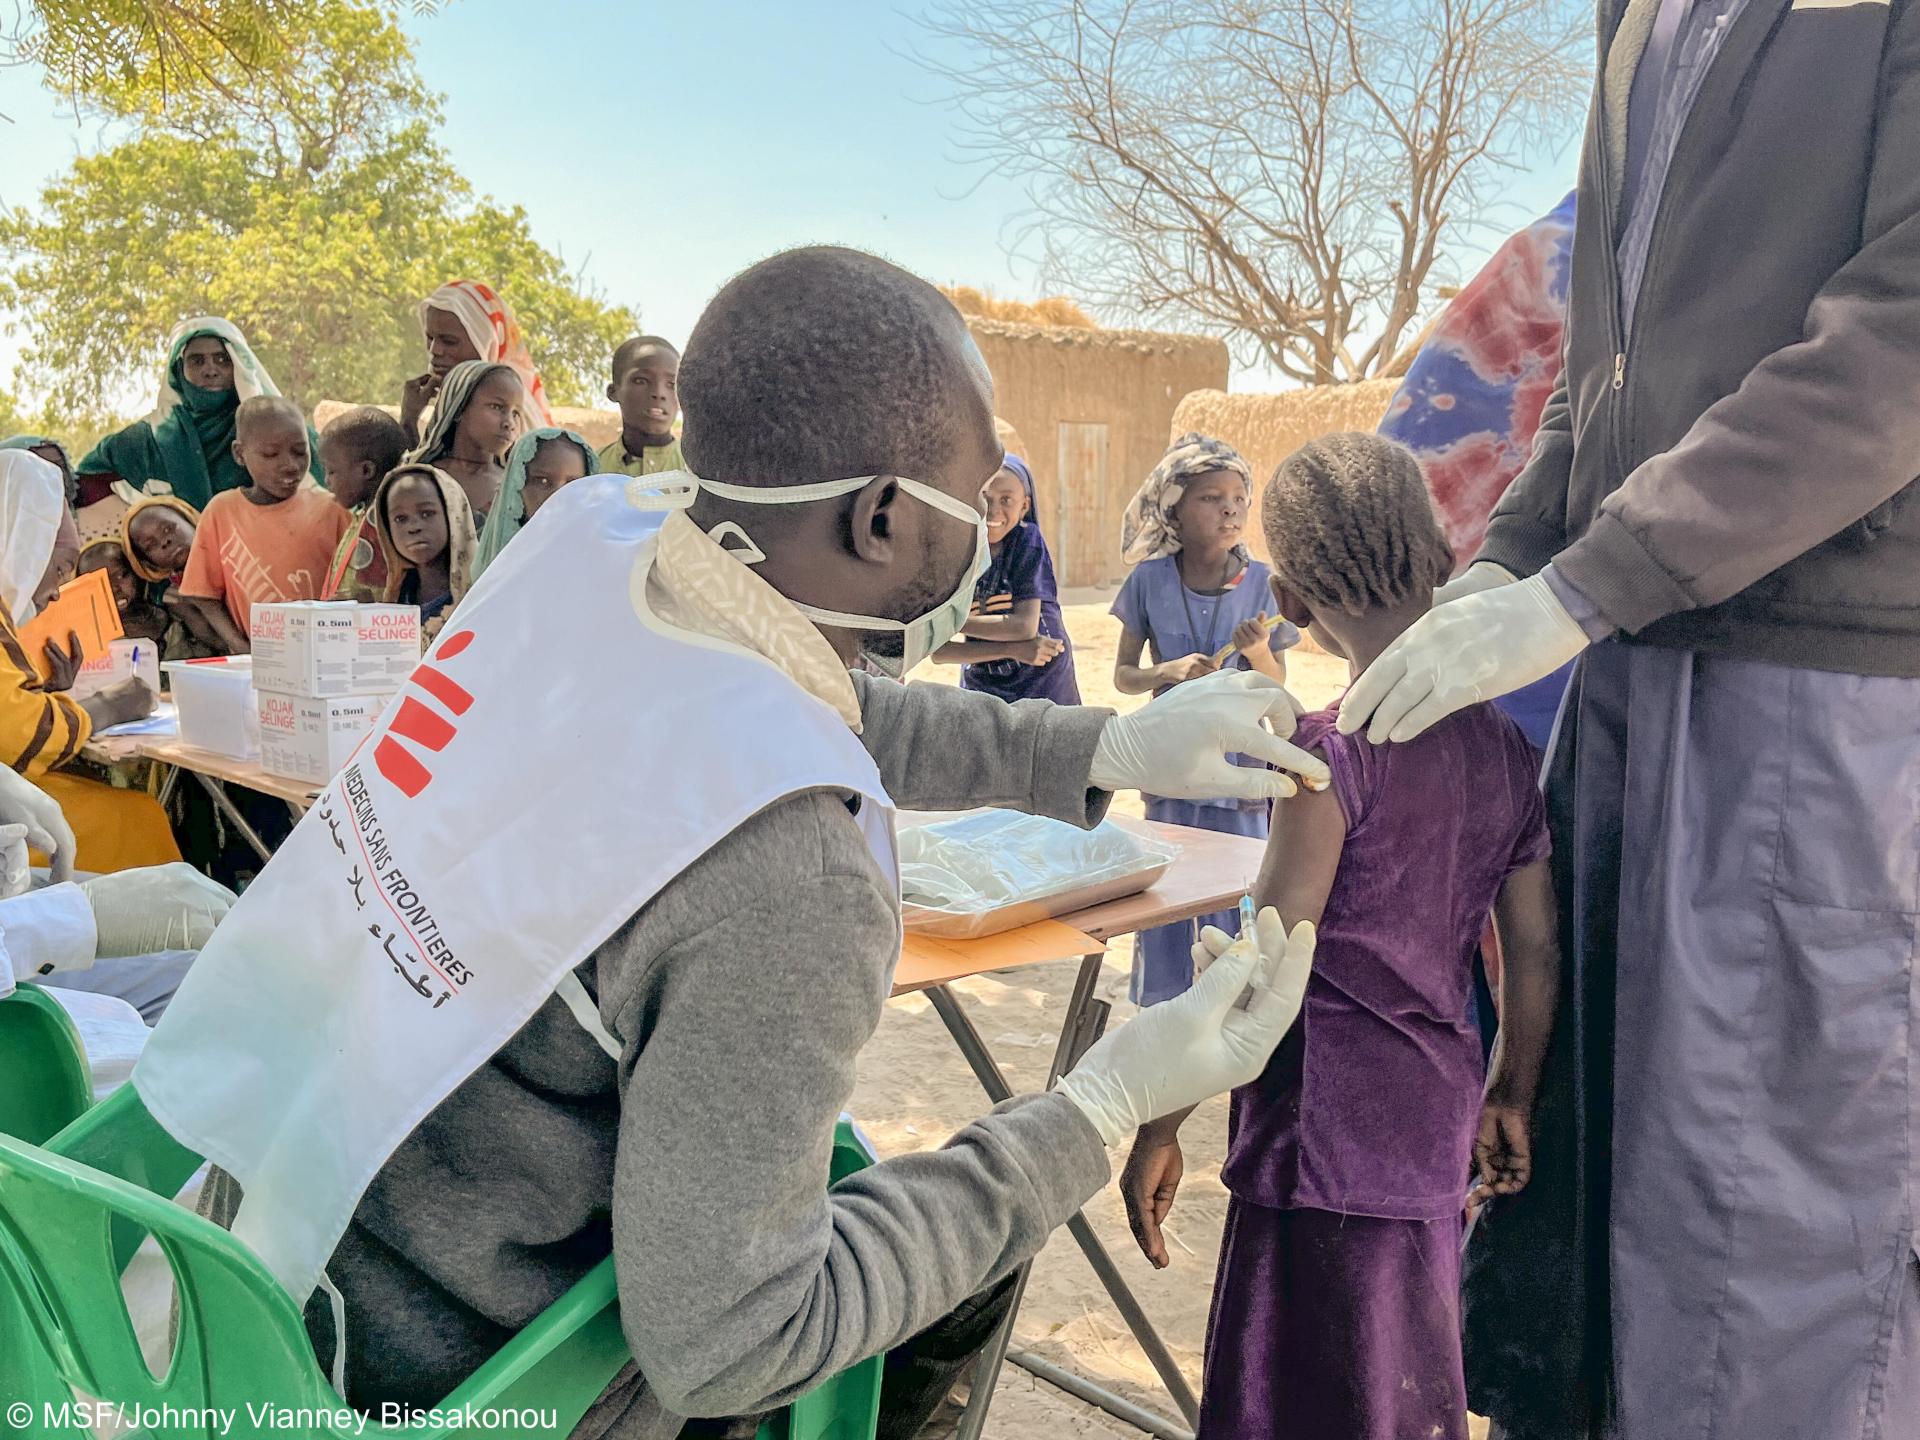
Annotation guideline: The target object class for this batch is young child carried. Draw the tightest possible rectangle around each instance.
[1111,433,1297,1005]
[370,463,476,647]
[1122,432,1559,1440]
[932,454,1079,703]
[597,336,684,477]
[319,406,411,603]
[175,397,352,655]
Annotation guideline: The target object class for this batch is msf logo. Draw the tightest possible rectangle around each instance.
[374,629,476,799]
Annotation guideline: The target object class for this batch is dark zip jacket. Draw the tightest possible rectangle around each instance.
[1481,0,1920,677]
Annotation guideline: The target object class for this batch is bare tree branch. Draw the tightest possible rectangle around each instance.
[913,0,1587,382]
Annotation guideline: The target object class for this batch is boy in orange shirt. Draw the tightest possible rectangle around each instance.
[178,396,351,655]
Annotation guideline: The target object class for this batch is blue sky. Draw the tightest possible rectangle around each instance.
[0,0,1583,401]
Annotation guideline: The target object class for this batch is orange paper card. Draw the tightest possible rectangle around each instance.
[18,568,124,681]
[893,919,1104,998]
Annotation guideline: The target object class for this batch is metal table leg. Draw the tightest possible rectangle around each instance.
[926,969,1198,1437]
[189,771,278,866]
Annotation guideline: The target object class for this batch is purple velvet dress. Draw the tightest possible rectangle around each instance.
[959,518,1080,706]
[1110,554,1299,1005]
[1198,704,1549,1440]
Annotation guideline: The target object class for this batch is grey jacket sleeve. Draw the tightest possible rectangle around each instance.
[1478,368,1574,580]
[1555,10,1920,633]
[601,792,1110,1420]
[851,673,1113,827]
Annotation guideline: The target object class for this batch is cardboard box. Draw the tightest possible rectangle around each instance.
[72,637,162,701]
[250,602,359,697]
[351,604,422,692]
[256,689,383,786]
[251,602,421,698]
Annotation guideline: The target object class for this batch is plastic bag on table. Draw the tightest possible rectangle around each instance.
[897,809,1179,939]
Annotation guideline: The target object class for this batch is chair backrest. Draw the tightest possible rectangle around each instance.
[0,1086,340,1435]
[0,1089,884,1440]
[0,985,91,1144]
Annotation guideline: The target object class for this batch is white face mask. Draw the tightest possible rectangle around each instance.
[660,471,991,679]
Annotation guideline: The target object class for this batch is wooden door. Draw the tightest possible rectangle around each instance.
[1054,421,1110,589]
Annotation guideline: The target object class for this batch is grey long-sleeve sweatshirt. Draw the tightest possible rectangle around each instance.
[233,674,1115,1433]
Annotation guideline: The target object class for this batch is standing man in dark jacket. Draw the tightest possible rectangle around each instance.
[1339,2,1920,1436]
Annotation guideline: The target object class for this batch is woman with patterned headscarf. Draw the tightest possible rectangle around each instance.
[1110,432,1301,1006]
[401,279,552,442]
[73,317,320,510]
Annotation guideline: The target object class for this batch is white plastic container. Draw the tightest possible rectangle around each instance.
[161,656,261,760]
[72,637,163,702]
[257,690,382,786]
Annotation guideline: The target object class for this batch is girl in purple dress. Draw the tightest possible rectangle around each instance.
[1121,433,1560,1440]
[1111,434,1296,1005]
[932,456,1081,704]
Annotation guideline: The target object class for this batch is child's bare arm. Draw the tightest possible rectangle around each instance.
[1115,625,1215,694]
[1471,859,1560,1204]
[960,598,1043,643]
[173,594,248,656]
[1124,767,1344,1266]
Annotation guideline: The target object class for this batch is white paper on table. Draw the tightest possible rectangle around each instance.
[95,704,180,738]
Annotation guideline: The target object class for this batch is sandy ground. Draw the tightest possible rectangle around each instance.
[853,599,1503,1437]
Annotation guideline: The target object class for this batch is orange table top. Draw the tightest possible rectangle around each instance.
[890,821,1266,998]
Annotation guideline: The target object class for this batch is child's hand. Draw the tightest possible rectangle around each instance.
[40,631,83,692]
[1160,652,1219,687]
[400,372,441,431]
[1468,1098,1534,1207]
[1120,1130,1186,1269]
[1233,613,1273,658]
[1013,634,1065,667]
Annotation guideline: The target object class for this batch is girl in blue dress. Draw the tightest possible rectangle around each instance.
[934,455,1081,704]
[1111,433,1297,1005]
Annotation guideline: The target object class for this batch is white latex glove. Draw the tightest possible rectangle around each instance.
[1433,561,1516,607]
[1056,906,1315,1146]
[0,765,78,883]
[1339,573,1588,745]
[1089,670,1330,803]
[0,823,29,899]
[80,864,238,959]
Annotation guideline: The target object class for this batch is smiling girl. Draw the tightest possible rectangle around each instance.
[932,454,1079,703]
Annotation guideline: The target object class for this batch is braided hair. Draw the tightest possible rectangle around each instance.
[1261,432,1454,616]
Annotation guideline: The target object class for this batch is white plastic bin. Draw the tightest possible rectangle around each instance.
[161,657,261,760]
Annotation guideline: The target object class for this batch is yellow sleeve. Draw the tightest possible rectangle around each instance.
[0,608,93,778]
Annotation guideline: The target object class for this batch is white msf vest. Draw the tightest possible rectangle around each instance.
[134,477,898,1308]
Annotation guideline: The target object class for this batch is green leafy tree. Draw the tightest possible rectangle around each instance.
[1,1,634,422]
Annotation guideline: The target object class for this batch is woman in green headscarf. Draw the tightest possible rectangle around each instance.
[74,316,320,510]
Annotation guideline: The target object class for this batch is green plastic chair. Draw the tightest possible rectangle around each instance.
[0,984,92,1143]
[0,1086,883,1439]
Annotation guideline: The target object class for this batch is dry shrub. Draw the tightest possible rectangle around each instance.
[942,285,1099,329]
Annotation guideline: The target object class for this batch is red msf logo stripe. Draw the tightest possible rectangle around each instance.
[375,629,477,799]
